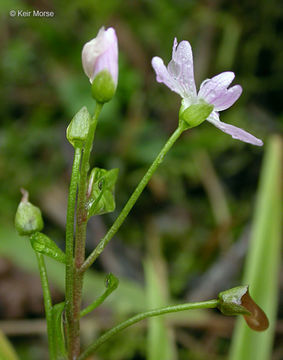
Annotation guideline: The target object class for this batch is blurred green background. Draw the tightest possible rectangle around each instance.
[0,0,282,359]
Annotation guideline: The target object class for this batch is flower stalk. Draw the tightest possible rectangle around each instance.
[35,253,55,360]
[78,299,219,360]
[80,122,186,273]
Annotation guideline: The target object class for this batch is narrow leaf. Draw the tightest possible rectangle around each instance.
[52,302,67,359]
[229,136,282,360]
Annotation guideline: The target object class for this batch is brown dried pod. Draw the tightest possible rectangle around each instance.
[241,290,269,331]
[218,285,269,332]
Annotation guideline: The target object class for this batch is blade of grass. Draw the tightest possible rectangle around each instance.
[145,221,176,360]
[0,329,19,360]
[229,136,282,360]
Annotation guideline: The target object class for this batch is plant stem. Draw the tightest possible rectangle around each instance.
[65,147,82,354]
[80,285,117,318]
[78,299,219,359]
[71,103,103,358]
[35,253,55,360]
[80,124,186,273]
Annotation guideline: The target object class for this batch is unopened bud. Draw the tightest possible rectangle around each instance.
[66,107,90,148]
[82,27,118,103]
[15,189,44,236]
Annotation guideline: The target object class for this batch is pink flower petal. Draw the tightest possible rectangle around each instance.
[173,40,197,97]
[198,72,240,110]
[93,28,118,85]
[211,85,242,111]
[207,112,263,146]
[151,56,183,96]
[82,27,118,84]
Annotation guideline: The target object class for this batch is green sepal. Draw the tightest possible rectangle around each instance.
[218,285,251,316]
[15,190,44,236]
[91,70,116,103]
[52,302,67,359]
[66,106,91,148]
[30,232,66,264]
[179,100,214,130]
[87,167,119,218]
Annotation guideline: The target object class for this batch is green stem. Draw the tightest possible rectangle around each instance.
[35,253,55,360]
[65,147,82,353]
[80,124,185,273]
[80,285,117,318]
[78,299,219,360]
[71,103,103,358]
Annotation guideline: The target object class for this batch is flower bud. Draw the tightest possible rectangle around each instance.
[82,27,118,103]
[218,285,269,331]
[66,106,90,148]
[15,189,44,236]
[179,100,213,129]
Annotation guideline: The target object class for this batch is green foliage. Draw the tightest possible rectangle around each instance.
[229,136,282,360]
[87,167,119,217]
[52,302,67,359]
[0,0,282,358]
[144,258,175,360]
[30,232,66,264]
[0,329,19,360]
[66,106,90,148]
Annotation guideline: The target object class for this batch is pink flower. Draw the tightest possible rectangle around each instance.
[82,27,118,87]
[152,39,263,146]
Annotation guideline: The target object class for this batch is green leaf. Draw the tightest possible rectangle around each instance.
[229,136,282,360]
[87,167,119,217]
[0,328,19,360]
[144,258,176,360]
[52,302,67,359]
[30,232,66,264]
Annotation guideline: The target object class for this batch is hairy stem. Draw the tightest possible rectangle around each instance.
[80,124,185,273]
[65,147,82,355]
[71,103,103,358]
[78,299,219,359]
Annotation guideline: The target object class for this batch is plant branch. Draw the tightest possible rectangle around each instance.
[35,253,55,360]
[80,124,186,273]
[78,299,219,360]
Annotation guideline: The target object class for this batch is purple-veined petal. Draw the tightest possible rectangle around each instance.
[207,112,263,146]
[151,56,183,96]
[210,85,242,111]
[173,40,197,97]
[93,28,118,85]
[82,27,118,84]
[198,72,239,108]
